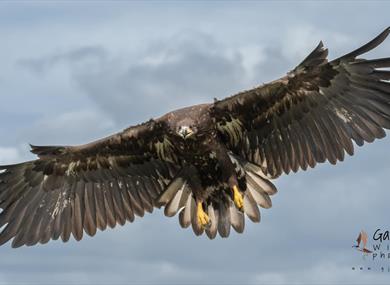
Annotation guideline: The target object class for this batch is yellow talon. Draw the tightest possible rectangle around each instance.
[233,185,244,210]
[197,201,210,227]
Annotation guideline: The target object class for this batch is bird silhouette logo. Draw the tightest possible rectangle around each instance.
[353,230,372,254]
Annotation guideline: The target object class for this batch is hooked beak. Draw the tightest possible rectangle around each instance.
[178,126,194,139]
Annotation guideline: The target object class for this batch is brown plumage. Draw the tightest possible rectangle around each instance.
[1,27,390,247]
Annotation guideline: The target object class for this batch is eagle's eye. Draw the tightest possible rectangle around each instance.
[177,126,195,139]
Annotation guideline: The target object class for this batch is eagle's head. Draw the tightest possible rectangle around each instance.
[177,125,196,139]
[175,118,198,139]
[164,104,210,140]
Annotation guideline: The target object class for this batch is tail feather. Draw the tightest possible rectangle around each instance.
[178,194,192,228]
[155,173,186,208]
[164,182,190,217]
[158,157,278,239]
[178,185,191,210]
[229,199,245,233]
[205,204,218,239]
[217,199,231,238]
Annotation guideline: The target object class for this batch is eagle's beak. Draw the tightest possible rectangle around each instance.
[178,126,194,139]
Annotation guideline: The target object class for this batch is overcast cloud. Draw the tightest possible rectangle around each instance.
[1,1,390,284]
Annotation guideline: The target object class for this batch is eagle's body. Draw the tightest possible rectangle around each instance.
[143,103,251,235]
[159,104,224,198]
[1,28,390,247]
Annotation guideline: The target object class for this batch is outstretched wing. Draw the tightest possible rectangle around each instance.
[213,27,390,178]
[0,119,179,247]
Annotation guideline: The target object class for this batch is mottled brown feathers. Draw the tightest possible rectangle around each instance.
[214,26,390,178]
[1,27,390,247]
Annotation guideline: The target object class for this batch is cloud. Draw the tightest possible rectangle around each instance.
[2,3,390,285]
[23,109,116,146]
[0,147,23,164]
[18,46,107,74]
[19,32,247,125]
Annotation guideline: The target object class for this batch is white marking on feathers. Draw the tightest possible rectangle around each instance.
[65,161,77,176]
[261,158,267,169]
[335,107,353,123]
[39,199,46,208]
[209,151,217,159]
[167,181,188,216]
[50,187,69,219]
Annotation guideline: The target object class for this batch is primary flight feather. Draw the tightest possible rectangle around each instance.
[1,27,390,247]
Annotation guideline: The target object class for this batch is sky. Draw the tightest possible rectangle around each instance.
[0,1,390,284]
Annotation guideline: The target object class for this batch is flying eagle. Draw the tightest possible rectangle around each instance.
[1,28,390,248]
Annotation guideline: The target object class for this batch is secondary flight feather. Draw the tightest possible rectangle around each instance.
[1,27,390,247]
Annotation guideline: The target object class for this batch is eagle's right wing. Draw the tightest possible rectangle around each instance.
[0,119,180,247]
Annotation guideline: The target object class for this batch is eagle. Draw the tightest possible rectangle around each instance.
[1,28,390,248]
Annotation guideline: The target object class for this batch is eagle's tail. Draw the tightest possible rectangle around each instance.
[156,158,278,239]
[202,157,278,239]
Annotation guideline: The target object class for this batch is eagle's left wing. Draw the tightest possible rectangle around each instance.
[213,27,390,179]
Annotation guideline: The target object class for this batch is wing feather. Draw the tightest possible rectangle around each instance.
[214,27,390,178]
[0,120,179,247]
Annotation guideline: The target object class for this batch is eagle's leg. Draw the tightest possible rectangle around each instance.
[187,167,210,228]
[212,142,244,211]
[196,200,210,227]
[227,176,244,210]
